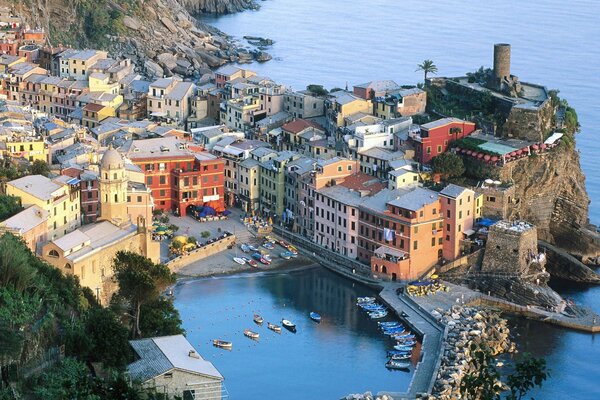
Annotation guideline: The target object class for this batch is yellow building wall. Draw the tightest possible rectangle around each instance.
[89,76,119,95]
[3,139,47,162]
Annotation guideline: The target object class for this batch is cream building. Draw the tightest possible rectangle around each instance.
[5,174,81,241]
[41,149,159,304]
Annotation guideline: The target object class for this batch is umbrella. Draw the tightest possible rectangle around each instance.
[510,151,517,157]
[485,179,494,184]
[516,149,523,155]
[477,153,484,159]
[491,156,499,162]
[455,147,462,152]
[466,150,473,155]
[484,154,491,161]
[541,144,547,149]
[155,226,167,232]
[532,144,539,150]
[268,217,273,225]
[223,210,232,216]
[493,180,502,185]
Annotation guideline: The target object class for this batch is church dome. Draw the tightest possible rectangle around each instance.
[100,148,123,170]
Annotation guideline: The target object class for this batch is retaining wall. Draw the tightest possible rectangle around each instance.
[166,235,236,273]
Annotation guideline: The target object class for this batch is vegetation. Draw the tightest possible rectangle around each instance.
[416,59,438,82]
[29,160,51,177]
[306,84,328,97]
[431,152,465,180]
[460,343,548,400]
[201,230,211,238]
[112,251,176,338]
[0,194,22,221]
[462,156,500,181]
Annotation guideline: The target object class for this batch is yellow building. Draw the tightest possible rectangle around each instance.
[88,72,119,95]
[388,168,420,189]
[5,174,81,241]
[82,103,116,129]
[0,54,25,74]
[41,149,159,305]
[238,157,261,211]
[325,91,372,133]
[474,192,484,220]
[2,136,47,162]
[222,96,261,131]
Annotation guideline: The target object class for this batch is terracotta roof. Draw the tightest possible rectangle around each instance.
[83,103,106,113]
[339,172,386,195]
[281,118,323,134]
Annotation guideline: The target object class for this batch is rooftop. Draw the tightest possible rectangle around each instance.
[128,137,193,160]
[7,174,63,201]
[439,183,472,199]
[282,118,324,134]
[421,117,472,130]
[128,335,223,384]
[354,80,400,92]
[388,187,439,212]
[0,205,47,234]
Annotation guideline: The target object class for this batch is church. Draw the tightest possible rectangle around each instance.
[42,148,160,305]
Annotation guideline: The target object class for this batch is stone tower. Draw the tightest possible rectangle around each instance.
[99,148,129,226]
[493,43,511,84]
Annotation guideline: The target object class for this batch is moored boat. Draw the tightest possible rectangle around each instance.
[309,312,321,322]
[268,322,282,333]
[233,257,246,265]
[244,329,259,339]
[240,243,251,253]
[386,360,410,370]
[262,242,274,249]
[387,349,411,357]
[357,297,377,304]
[278,239,289,248]
[212,339,232,349]
[394,344,415,351]
[282,319,296,332]
[390,353,411,361]
[247,244,259,252]
[369,310,388,319]
[280,251,293,260]
[252,252,271,265]
[242,257,259,267]
[253,314,264,324]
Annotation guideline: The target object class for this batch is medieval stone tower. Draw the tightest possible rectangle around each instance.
[493,43,511,84]
[99,148,129,226]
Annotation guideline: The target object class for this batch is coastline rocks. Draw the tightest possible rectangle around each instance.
[432,306,513,400]
[341,392,393,400]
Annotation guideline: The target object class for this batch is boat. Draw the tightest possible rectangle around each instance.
[262,242,275,250]
[244,329,259,339]
[387,350,412,357]
[252,252,271,265]
[378,321,401,327]
[282,319,296,332]
[396,340,416,346]
[369,311,388,319]
[309,312,321,322]
[278,239,289,248]
[233,257,246,265]
[392,333,415,340]
[386,360,410,370]
[240,243,251,253]
[212,339,232,349]
[253,314,264,324]
[242,257,259,267]
[357,297,377,304]
[394,344,415,351]
[264,235,276,243]
[390,353,411,361]
[280,251,293,260]
[268,322,282,333]
[247,244,259,252]
[286,245,298,255]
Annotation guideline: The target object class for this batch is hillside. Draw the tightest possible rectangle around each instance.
[3,0,263,78]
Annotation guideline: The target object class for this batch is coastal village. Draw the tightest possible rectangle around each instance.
[0,5,599,400]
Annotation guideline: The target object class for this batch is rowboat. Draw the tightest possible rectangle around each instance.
[386,360,410,370]
[390,353,411,361]
[264,235,276,243]
[233,257,246,265]
[387,350,411,357]
[252,252,271,265]
[396,340,416,346]
[394,344,415,351]
[378,321,401,327]
[253,314,264,324]
[212,339,232,349]
[242,257,259,267]
[247,244,259,252]
[357,297,376,304]
[262,242,274,250]
[369,311,388,319]
[286,245,298,255]
[244,329,259,339]
[282,319,296,332]
[278,239,289,248]
[268,322,282,333]
[240,244,251,253]
[309,312,321,322]
[280,251,293,260]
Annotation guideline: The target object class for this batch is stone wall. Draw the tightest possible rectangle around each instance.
[166,235,235,273]
[502,99,554,142]
[481,221,538,275]
[479,185,515,220]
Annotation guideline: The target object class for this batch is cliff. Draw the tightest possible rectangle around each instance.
[179,0,258,14]
[3,0,266,78]
[499,144,600,265]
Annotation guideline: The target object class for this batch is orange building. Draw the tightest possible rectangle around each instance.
[440,184,476,261]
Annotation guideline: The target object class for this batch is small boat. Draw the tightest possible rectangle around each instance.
[252,252,271,265]
[240,243,251,253]
[282,319,296,332]
[309,312,321,322]
[253,314,264,324]
[212,339,232,349]
[394,344,415,351]
[378,321,401,327]
[393,333,415,340]
[388,350,411,357]
[369,311,388,319]
[247,244,259,252]
[233,257,246,265]
[396,340,416,346]
[244,329,259,339]
[242,257,259,268]
[357,297,376,304]
[390,353,411,361]
[280,251,293,260]
[262,242,274,250]
[386,360,410,370]
[264,235,276,243]
[268,322,282,333]
[278,239,289,248]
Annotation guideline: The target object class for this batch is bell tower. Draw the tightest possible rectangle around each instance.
[99,147,129,226]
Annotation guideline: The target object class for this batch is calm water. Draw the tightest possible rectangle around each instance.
[174,266,416,399]
[201,1,600,397]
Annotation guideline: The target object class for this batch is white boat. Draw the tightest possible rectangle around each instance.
[369,310,388,319]
[282,319,296,332]
[357,297,376,303]
[386,360,410,370]
[244,329,259,339]
[233,257,246,265]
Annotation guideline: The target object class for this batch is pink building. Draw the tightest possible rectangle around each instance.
[313,172,385,258]
[440,184,475,261]
[0,205,48,253]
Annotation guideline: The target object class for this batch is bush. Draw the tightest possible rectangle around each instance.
[201,231,211,239]
[431,152,465,180]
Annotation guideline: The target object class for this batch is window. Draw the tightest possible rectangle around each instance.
[87,191,92,199]
[147,177,153,185]
[164,373,173,379]
[426,146,431,154]
[159,176,166,184]
[137,196,142,202]
[48,249,59,258]
[160,190,165,197]
[413,241,418,250]
[431,237,436,246]
[127,196,131,202]
[437,145,442,153]
[447,210,451,218]
[414,226,419,234]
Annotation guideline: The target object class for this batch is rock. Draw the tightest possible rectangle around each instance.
[144,59,164,78]
[254,50,272,62]
[123,16,141,31]
[160,16,178,34]
[156,53,178,71]
[196,50,224,68]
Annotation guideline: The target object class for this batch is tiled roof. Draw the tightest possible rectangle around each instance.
[281,119,323,134]
[439,183,471,199]
[388,187,439,212]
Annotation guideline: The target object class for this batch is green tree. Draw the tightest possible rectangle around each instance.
[112,251,175,338]
[86,307,132,368]
[139,298,184,338]
[0,194,22,220]
[416,59,438,82]
[306,84,328,96]
[0,233,37,293]
[29,159,50,177]
[432,152,465,180]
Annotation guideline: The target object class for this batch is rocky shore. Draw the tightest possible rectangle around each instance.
[430,306,514,399]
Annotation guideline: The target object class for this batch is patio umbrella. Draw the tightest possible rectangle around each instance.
[532,144,539,150]
[484,154,491,161]
[466,150,473,155]
[541,144,547,149]
[155,226,167,232]
[477,153,484,159]
[491,156,499,162]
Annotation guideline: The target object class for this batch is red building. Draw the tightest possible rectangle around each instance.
[127,137,225,216]
[412,118,476,164]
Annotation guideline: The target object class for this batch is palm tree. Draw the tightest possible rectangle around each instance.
[416,60,438,82]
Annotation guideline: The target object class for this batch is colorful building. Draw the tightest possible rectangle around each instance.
[126,137,225,216]
[440,184,476,261]
[412,117,476,164]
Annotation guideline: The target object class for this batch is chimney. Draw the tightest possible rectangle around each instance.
[188,350,199,359]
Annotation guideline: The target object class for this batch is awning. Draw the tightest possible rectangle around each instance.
[150,111,167,117]
[374,245,407,259]
[544,132,564,145]
[463,229,476,236]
